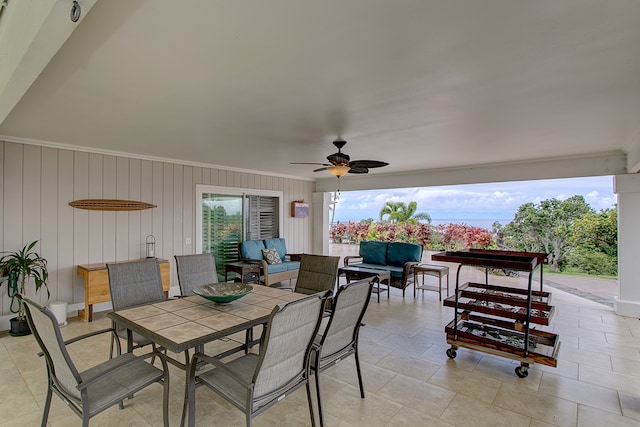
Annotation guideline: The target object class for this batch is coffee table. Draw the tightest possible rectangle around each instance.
[338,266,391,303]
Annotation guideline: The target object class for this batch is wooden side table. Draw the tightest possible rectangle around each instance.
[76,258,170,322]
[414,264,449,300]
[225,262,261,284]
[338,266,391,303]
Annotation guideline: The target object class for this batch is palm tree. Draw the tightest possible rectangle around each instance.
[379,201,431,224]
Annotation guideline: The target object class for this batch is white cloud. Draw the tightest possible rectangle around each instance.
[333,176,615,227]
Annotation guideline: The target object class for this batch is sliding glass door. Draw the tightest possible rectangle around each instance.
[197,185,283,280]
[201,193,244,280]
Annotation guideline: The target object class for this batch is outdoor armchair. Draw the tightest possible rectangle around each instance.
[21,296,170,427]
[107,258,165,356]
[311,278,374,427]
[175,253,218,296]
[187,291,329,427]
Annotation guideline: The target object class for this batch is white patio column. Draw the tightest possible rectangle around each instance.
[311,192,331,255]
[613,174,640,317]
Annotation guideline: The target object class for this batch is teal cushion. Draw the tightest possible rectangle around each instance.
[266,263,288,274]
[282,261,300,271]
[386,242,422,267]
[264,238,287,260]
[240,240,266,260]
[359,241,388,265]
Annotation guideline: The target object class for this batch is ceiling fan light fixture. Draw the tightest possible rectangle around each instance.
[327,165,350,177]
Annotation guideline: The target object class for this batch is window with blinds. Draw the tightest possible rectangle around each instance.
[246,195,279,240]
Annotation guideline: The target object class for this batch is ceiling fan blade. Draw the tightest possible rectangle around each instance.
[348,160,389,169]
[290,162,331,166]
[313,167,329,172]
[348,166,369,174]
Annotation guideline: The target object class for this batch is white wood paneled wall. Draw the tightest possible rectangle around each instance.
[0,141,314,319]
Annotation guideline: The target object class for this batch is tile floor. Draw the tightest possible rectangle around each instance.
[1,267,639,427]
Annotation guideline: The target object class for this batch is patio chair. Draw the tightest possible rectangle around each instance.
[294,254,340,295]
[107,258,165,356]
[21,296,170,427]
[274,254,339,301]
[175,253,218,296]
[187,291,329,427]
[311,278,374,427]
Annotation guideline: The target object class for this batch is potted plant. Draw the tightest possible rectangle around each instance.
[0,241,49,336]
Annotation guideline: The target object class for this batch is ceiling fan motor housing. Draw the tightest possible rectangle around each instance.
[327,151,350,165]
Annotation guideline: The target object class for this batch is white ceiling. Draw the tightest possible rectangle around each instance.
[1,0,639,183]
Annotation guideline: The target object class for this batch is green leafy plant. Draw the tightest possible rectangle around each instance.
[0,241,50,320]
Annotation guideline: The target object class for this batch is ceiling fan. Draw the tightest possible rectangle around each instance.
[291,139,389,177]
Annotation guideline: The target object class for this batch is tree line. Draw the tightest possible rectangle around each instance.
[330,196,617,276]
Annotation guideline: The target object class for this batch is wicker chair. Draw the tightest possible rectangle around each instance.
[106,259,165,356]
[175,253,218,296]
[311,278,374,427]
[21,296,170,427]
[187,292,328,427]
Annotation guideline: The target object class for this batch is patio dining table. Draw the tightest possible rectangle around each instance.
[107,285,310,426]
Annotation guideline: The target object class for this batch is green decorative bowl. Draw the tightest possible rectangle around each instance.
[193,283,253,304]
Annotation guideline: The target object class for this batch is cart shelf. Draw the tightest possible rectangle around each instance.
[443,286,556,325]
[445,318,560,367]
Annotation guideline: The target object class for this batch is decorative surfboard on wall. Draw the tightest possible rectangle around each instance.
[69,199,157,211]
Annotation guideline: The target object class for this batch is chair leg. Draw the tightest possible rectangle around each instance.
[162,363,170,427]
[187,359,198,427]
[40,386,53,427]
[354,348,365,398]
[245,327,253,354]
[306,379,317,427]
[313,368,324,427]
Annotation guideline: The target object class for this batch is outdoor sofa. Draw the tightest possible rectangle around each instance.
[344,240,423,296]
[238,238,301,286]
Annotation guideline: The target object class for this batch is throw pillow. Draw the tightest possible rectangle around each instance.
[262,247,282,265]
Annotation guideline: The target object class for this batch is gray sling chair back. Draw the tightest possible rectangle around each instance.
[277,254,339,312]
[174,253,219,296]
[20,295,170,427]
[175,252,259,356]
[311,278,374,427]
[187,291,329,427]
[106,259,165,357]
[294,254,340,296]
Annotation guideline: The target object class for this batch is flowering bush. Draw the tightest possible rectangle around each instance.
[434,223,493,250]
[330,221,491,249]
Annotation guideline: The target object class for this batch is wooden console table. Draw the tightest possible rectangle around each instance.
[76,258,170,322]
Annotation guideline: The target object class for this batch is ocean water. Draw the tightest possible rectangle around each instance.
[333,210,515,231]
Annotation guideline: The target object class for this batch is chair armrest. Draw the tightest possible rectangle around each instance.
[64,327,115,347]
[402,261,419,279]
[343,255,362,266]
[38,327,115,358]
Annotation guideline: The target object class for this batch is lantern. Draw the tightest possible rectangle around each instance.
[146,235,156,258]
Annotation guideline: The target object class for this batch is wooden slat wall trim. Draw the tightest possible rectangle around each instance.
[0,141,314,317]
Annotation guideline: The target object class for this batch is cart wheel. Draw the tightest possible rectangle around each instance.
[446,348,457,359]
[515,365,529,378]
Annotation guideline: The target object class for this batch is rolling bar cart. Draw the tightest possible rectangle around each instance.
[432,250,560,378]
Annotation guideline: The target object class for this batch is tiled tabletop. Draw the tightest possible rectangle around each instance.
[108,285,308,353]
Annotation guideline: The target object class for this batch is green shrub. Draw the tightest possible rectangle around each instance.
[563,247,617,276]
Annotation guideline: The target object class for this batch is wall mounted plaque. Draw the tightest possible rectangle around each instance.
[69,199,156,211]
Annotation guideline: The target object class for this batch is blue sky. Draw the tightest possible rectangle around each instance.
[331,176,616,230]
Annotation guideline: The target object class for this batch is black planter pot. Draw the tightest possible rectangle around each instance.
[9,317,31,337]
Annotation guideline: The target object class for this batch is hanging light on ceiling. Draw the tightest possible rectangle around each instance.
[327,165,350,177]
